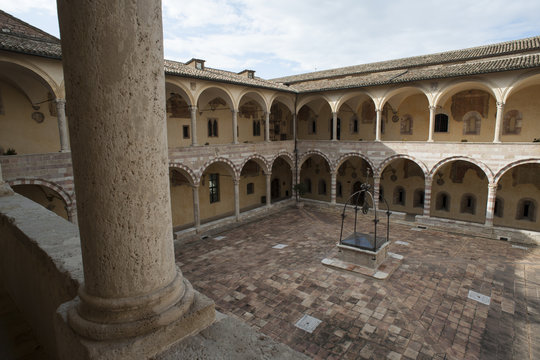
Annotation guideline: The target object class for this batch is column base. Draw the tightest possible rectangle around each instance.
[0,182,14,196]
[55,289,215,360]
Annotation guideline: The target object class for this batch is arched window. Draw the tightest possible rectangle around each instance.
[460,194,476,214]
[213,119,218,137]
[517,198,536,221]
[434,113,448,132]
[252,120,261,136]
[463,111,481,135]
[309,118,317,134]
[336,181,342,198]
[379,186,384,201]
[318,179,327,195]
[207,119,212,137]
[436,192,450,211]
[494,197,503,218]
[305,179,312,193]
[393,186,405,205]
[413,189,425,208]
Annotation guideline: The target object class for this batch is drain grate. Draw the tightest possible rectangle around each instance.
[214,236,226,241]
[468,290,490,305]
[388,252,403,260]
[272,244,288,249]
[295,314,322,333]
[395,241,409,246]
[511,245,528,250]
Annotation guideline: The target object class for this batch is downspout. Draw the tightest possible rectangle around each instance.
[294,93,299,202]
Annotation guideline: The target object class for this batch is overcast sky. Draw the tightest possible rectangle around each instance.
[2,0,540,79]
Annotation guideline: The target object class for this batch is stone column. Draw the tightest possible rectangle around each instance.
[0,163,14,196]
[332,111,338,141]
[293,113,297,141]
[232,109,238,144]
[55,98,70,152]
[485,183,497,227]
[330,172,337,204]
[192,185,200,230]
[264,111,270,142]
[234,179,240,220]
[423,177,432,216]
[373,175,381,209]
[56,0,212,345]
[265,173,272,207]
[189,105,198,146]
[493,102,504,143]
[375,108,382,141]
[427,105,436,142]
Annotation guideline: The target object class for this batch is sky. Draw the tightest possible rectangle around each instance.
[2,0,540,79]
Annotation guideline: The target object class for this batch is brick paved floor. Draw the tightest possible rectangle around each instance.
[175,206,539,360]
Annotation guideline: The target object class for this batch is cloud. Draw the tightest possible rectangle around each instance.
[162,0,540,78]
[0,0,56,14]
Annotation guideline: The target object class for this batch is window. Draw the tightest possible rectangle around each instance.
[253,120,261,136]
[336,181,342,198]
[352,117,358,134]
[436,192,450,211]
[393,186,405,205]
[246,182,254,194]
[209,173,219,203]
[517,198,536,221]
[318,180,327,195]
[207,119,218,137]
[463,111,481,135]
[494,197,503,218]
[305,179,312,193]
[434,114,448,132]
[460,194,476,214]
[413,189,425,208]
[309,118,317,134]
[183,125,190,139]
[379,186,384,201]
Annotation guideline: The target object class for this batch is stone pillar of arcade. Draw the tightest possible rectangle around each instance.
[54,1,214,359]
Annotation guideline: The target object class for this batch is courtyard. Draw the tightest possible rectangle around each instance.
[175,205,539,360]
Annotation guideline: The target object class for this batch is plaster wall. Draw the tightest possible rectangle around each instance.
[300,155,331,202]
[167,116,192,147]
[170,182,194,228]
[382,94,429,141]
[239,171,266,210]
[197,107,233,145]
[199,163,235,221]
[0,81,60,154]
[271,158,292,200]
[12,184,68,219]
[494,165,540,231]
[502,85,540,142]
[379,159,424,215]
[430,164,488,223]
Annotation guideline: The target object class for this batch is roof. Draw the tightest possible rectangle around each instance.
[0,10,61,59]
[272,36,540,85]
[164,60,294,92]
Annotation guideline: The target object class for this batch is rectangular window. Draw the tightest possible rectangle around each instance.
[247,182,254,194]
[183,125,190,139]
[209,173,219,203]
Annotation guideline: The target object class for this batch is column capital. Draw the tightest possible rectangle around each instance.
[188,105,197,111]
[488,182,498,190]
[231,108,238,114]
[55,98,66,106]
[496,101,505,109]
[428,105,436,111]
[233,178,240,186]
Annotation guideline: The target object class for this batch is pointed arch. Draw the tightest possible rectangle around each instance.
[269,151,294,169]
[299,150,332,171]
[494,158,540,184]
[239,154,270,175]
[168,161,196,186]
[377,154,428,179]
[334,152,376,176]
[199,157,238,184]
[7,177,73,209]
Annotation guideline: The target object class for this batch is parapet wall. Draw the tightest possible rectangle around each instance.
[0,193,82,358]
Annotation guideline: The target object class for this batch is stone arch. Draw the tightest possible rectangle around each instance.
[239,154,270,175]
[296,94,332,115]
[165,80,194,106]
[269,94,295,114]
[335,90,376,113]
[377,154,429,179]
[238,90,268,113]
[380,85,431,110]
[196,85,235,111]
[0,56,60,99]
[494,158,540,184]
[299,150,332,171]
[334,153,375,176]
[199,157,238,183]
[503,69,540,103]
[269,151,294,169]
[7,178,73,208]
[434,78,501,107]
[429,156,494,183]
[168,162,196,186]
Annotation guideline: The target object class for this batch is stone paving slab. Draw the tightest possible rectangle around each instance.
[175,206,539,359]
